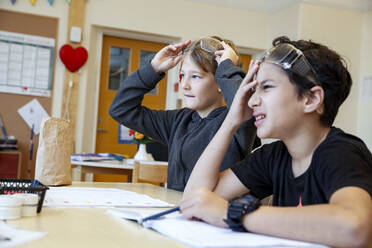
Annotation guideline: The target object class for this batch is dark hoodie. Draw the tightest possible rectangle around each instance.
[109,59,259,191]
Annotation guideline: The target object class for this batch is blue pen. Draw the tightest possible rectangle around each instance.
[29,124,34,160]
[140,207,180,224]
[0,234,11,242]
[0,115,8,140]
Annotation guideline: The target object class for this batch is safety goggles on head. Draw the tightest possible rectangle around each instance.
[260,43,319,85]
[197,37,222,54]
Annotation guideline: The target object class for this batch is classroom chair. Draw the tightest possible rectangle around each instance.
[132,161,168,187]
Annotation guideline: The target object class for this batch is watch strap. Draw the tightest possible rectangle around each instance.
[224,194,260,232]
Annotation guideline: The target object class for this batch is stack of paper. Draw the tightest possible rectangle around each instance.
[44,187,173,208]
[71,153,124,162]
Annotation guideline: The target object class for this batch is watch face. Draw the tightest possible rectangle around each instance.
[235,195,257,205]
[235,198,250,205]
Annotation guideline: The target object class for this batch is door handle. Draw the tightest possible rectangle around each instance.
[97,128,108,133]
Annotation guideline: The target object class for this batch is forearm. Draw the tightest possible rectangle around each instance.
[184,118,240,195]
[109,63,162,123]
[109,63,174,143]
[244,205,371,248]
[215,59,246,107]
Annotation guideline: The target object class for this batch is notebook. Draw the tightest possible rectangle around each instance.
[108,208,328,248]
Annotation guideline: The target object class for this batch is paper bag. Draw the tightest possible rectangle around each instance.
[35,117,72,186]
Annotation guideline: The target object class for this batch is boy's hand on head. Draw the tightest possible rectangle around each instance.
[215,41,239,65]
[180,188,228,227]
[151,40,191,74]
[226,60,260,127]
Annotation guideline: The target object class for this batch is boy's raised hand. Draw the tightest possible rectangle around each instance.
[151,40,191,74]
[214,41,239,65]
[226,60,260,127]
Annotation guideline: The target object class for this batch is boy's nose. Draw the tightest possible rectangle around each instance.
[181,77,191,90]
[248,91,260,108]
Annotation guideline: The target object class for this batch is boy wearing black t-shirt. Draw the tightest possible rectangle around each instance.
[180,37,372,248]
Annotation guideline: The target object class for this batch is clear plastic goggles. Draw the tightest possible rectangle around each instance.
[198,37,222,54]
[260,43,319,85]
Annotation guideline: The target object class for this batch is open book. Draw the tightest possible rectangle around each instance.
[108,208,328,248]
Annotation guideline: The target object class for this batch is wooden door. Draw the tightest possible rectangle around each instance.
[95,36,167,182]
[240,54,252,72]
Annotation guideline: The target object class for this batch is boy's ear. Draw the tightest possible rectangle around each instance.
[303,86,324,114]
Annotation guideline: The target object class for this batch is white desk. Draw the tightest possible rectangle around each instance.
[8,182,188,248]
[71,159,168,182]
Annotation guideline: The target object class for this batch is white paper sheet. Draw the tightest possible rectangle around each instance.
[17,99,49,135]
[0,30,54,97]
[0,223,46,248]
[108,208,328,248]
[43,187,173,208]
[145,214,328,248]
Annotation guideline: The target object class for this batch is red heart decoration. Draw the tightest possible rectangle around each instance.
[59,44,88,72]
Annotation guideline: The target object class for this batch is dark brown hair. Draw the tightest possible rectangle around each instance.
[272,36,352,127]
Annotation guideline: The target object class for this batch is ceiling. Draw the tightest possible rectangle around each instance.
[189,0,372,13]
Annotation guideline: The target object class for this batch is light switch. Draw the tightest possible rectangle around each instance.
[70,26,82,43]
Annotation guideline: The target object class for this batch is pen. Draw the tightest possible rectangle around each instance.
[27,124,34,179]
[0,115,8,140]
[0,234,11,242]
[29,124,34,160]
[140,206,180,224]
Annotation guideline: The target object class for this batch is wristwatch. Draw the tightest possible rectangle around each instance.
[224,194,260,232]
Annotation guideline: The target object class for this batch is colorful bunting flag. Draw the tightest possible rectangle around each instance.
[48,0,54,6]
[65,0,71,4]
[10,0,16,4]
[29,0,36,5]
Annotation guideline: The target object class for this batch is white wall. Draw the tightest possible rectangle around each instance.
[1,0,370,152]
[358,10,372,150]
[79,0,271,152]
[84,0,269,50]
[299,3,363,135]
[268,3,301,43]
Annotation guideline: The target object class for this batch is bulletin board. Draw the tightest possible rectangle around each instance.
[0,9,58,179]
[0,30,55,97]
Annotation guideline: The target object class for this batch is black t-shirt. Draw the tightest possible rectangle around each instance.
[231,127,372,206]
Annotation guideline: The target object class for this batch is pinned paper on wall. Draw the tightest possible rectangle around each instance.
[118,124,134,144]
[0,30,55,97]
[360,75,372,102]
[17,99,49,135]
